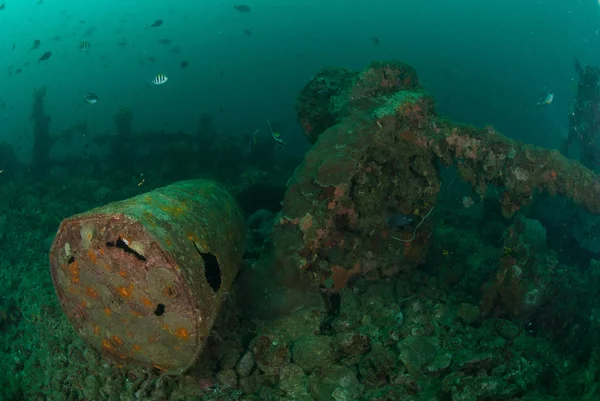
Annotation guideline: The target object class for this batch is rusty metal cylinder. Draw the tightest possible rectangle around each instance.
[49,179,246,374]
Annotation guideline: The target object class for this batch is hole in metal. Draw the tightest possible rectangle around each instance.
[191,242,221,292]
[154,304,165,316]
[68,256,75,264]
[106,238,147,261]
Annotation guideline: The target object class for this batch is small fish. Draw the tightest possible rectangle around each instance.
[150,19,163,27]
[15,68,22,74]
[372,36,380,46]
[234,4,251,13]
[271,131,285,148]
[0,3,5,10]
[148,56,156,62]
[243,29,252,37]
[149,73,168,85]
[158,38,171,45]
[80,41,90,51]
[267,119,285,148]
[38,51,52,62]
[83,92,98,104]
[12,43,15,50]
[180,60,189,69]
[537,88,554,106]
[30,40,41,50]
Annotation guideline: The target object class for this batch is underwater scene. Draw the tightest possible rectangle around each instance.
[5,0,600,400]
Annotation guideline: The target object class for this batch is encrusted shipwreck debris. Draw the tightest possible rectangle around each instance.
[279,60,600,289]
[563,58,600,171]
[49,179,246,375]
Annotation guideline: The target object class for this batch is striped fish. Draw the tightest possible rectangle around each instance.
[80,41,90,51]
[150,73,168,85]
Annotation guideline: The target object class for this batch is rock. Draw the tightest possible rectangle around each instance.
[236,350,256,377]
[292,335,335,374]
[82,375,101,400]
[454,351,495,374]
[336,332,371,357]
[358,344,397,386]
[219,349,241,370]
[279,364,311,399]
[397,336,437,376]
[458,303,480,324]
[423,351,452,376]
[251,335,291,376]
[495,319,521,340]
[216,368,238,388]
[307,364,363,401]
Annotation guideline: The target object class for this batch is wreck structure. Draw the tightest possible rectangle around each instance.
[273,60,600,321]
[563,58,600,171]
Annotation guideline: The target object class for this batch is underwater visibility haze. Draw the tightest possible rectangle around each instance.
[4,0,600,400]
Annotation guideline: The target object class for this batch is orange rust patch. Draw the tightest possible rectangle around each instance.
[92,324,101,335]
[118,270,128,278]
[103,307,112,315]
[81,300,87,308]
[165,238,173,247]
[102,339,116,352]
[87,249,97,263]
[141,297,153,307]
[174,327,189,340]
[86,287,99,299]
[99,248,105,255]
[67,260,80,283]
[130,310,142,317]
[116,285,133,298]
[111,335,124,346]
[132,344,142,352]
[162,323,170,331]
[103,263,111,271]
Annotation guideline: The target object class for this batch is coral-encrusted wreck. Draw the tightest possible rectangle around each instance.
[274,60,600,297]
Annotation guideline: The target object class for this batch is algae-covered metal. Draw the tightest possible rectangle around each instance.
[49,179,246,374]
